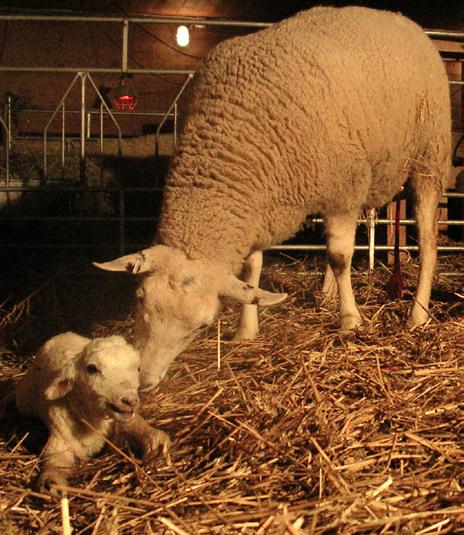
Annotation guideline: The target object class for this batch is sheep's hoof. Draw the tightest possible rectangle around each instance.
[407,308,429,329]
[143,429,172,462]
[38,473,68,497]
[232,330,258,342]
[339,314,362,332]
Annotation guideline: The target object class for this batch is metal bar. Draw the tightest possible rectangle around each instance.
[0,66,195,75]
[20,107,175,118]
[100,104,104,153]
[85,73,122,154]
[0,15,272,28]
[6,93,12,150]
[43,72,82,179]
[0,116,10,185]
[0,14,461,41]
[367,208,376,272]
[269,244,464,252]
[61,102,66,167]
[80,72,86,184]
[119,187,125,254]
[156,73,193,142]
[173,102,178,149]
[122,19,129,72]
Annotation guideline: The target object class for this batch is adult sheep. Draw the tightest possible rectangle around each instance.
[95,6,451,391]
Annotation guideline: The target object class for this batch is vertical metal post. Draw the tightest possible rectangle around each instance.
[80,72,86,184]
[43,128,47,180]
[99,103,104,154]
[86,112,91,138]
[5,135,9,185]
[61,102,66,168]
[122,19,129,72]
[119,186,125,254]
[6,93,12,150]
[173,102,178,150]
[368,208,376,273]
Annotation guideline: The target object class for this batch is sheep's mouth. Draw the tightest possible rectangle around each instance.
[106,403,135,421]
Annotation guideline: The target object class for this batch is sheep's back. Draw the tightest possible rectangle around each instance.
[159,6,450,266]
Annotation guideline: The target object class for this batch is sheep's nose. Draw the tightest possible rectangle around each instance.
[120,394,139,410]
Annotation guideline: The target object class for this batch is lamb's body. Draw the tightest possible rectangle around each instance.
[95,6,451,391]
[16,333,170,494]
[158,6,450,272]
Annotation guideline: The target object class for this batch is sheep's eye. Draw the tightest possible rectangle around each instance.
[136,288,144,301]
[86,364,99,375]
[195,323,208,332]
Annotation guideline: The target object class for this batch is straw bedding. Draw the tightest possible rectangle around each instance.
[0,253,463,534]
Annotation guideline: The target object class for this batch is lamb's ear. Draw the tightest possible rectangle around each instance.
[93,250,152,275]
[219,275,287,307]
[44,358,77,401]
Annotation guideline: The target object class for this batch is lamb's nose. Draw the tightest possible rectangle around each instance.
[120,395,139,410]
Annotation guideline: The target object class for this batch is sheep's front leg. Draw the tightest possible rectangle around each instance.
[120,415,171,460]
[325,213,361,331]
[233,250,263,340]
[39,436,76,496]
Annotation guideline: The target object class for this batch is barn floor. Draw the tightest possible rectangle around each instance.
[0,252,463,534]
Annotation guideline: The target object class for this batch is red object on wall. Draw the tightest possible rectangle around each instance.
[113,74,138,110]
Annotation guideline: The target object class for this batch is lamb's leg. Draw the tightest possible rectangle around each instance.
[120,415,171,460]
[408,184,440,326]
[325,212,361,331]
[233,250,263,340]
[39,436,76,496]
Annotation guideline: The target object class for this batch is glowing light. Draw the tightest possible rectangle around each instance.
[113,74,138,110]
[176,25,190,47]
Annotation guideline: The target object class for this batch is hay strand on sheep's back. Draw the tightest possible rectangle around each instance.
[1,253,463,533]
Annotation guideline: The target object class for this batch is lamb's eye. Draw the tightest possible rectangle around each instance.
[195,322,209,332]
[86,364,99,375]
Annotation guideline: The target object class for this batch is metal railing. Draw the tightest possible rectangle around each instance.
[43,72,122,183]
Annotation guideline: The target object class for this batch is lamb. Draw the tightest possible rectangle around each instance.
[15,332,171,495]
[94,6,451,392]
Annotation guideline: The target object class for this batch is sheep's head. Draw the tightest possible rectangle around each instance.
[45,336,141,421]
[94,245,287,392]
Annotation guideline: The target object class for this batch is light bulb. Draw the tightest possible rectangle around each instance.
[176,25,189,47]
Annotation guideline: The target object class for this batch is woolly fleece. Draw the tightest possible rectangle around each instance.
[156,6,450,273]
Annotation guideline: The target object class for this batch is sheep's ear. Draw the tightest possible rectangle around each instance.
[44,360,76,401]
[219,275,287,307]
[92,251,151,275]
[93,250,153,275]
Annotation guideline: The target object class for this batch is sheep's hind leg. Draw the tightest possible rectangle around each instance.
[38,437,76,496]
[408,183,440,327]
[325,212,361,331]
[233,250,263,340]
[321,263,338,302]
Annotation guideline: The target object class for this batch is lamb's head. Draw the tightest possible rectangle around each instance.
[94,245,286,391]
[45,336,141,421]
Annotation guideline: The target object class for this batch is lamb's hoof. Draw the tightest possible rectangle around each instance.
[143,429,172,463]
[38,473,68,497]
